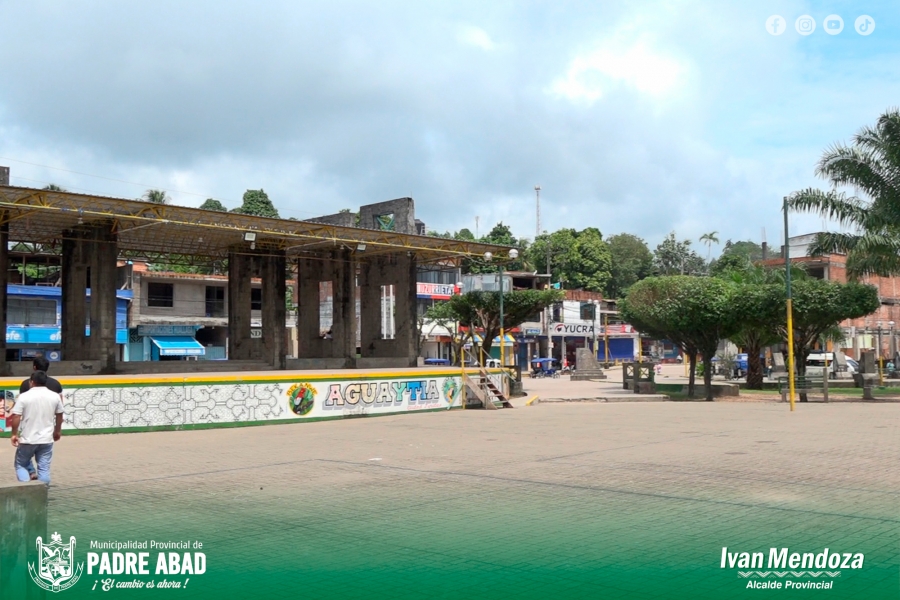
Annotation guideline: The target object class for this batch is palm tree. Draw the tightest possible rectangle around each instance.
[142,189,170,204]
[788,108,900,278]
[699,231,719,262]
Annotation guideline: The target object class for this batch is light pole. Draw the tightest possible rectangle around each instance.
[888,321,897,368]
[783,197,796,411]
[877,321,884,384]
[484,249,519,369]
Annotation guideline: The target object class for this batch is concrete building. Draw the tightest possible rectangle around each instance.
[125,262,298,361]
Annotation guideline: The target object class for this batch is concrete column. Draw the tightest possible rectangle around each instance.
[227,247,253,361]
[261,249,287,369]
[359,253,417,365]
[296,250,355,363]
[61,223,118,370]
[332,249,356,360]
[0,217,8,375]
[61,228,90,360]
[89,223,118,373]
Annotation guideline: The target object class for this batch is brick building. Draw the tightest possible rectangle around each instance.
[767,233,900,359]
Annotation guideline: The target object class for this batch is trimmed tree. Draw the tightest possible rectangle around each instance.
[779,279,879,400]
[620,276,740,400]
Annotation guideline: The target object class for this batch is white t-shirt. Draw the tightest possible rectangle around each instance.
[11,386,64,445]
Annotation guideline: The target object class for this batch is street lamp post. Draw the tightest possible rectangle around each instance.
[890,321,896,362]
[484,249,519,369]
[877,321,884,385]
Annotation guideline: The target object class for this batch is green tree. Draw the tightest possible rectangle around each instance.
[42,184,66,191]
[423,301,467,364]
[232,189,280,218]
[778,279,879,400]
[653,233,705,275]
[526,228,612,291]
[142,189,170,204]
[200,198,227,211]
[620,276,741,400]
[444,289,563,358]
[699,231,720,262]
[709,253,751,276]
[724,271,784,389]
[605,233,653,298]
[465,223,527,274]
[787,109,900,278]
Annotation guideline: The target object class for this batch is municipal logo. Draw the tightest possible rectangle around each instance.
[29,532,84,593]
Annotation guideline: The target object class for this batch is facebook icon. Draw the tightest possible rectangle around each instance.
[767,15,785,36]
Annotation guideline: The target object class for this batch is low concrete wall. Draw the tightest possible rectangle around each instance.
[9,360,104,377]
[286,358,352,370]
[1,369,466,434]
[355,357,416,369]
[0,481,47,599]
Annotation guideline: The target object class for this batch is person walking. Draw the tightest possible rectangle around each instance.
[19,354,63,395]
[8,371,65,484]
[16,354,63,479]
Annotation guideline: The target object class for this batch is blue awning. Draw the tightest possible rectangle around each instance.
[150,336,205,356]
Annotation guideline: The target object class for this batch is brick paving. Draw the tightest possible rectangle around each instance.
[7,400,898,598]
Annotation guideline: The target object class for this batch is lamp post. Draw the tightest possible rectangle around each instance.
[877,321,884,384]
[484,249,519,369]
[890,321,896,362]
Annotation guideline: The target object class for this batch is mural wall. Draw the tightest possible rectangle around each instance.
[1,372,470,433]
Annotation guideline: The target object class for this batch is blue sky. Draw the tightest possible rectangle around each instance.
[1,1,898,254]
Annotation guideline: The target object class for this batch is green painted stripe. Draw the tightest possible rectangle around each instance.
[0,405,457,437]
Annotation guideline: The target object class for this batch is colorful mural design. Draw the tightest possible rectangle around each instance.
[287,383,317,416]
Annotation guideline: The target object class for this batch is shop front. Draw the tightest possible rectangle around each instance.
[131,325,206,361]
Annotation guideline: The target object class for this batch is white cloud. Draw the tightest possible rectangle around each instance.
[549,38,688,105]
[456,25,496,51]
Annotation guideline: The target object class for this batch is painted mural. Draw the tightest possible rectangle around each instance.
[0,372,471,433]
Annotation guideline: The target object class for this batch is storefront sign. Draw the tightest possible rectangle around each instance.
[599,324,635,334]
[524,328,541,336]
[551,323,594,336]
[138,325,198,337]
[417,283,457,299]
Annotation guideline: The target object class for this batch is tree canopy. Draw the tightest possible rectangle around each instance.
[232,189,280,218]
[200,198,227,211]
[525,227,612,292]
[620,276,740,400]
[653,233,705,276]
[787,109,900,278]
[605,233,653,299]
[142,189,170,204]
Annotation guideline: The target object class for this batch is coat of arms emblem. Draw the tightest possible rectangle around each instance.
[28,532,84,593]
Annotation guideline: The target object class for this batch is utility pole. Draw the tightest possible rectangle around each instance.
[475,216,479,239]
[535,185,541,240]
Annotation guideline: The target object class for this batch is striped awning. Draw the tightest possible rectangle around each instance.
[471,333,516,346]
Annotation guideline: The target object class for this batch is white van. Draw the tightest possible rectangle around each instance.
[806,352,855,378]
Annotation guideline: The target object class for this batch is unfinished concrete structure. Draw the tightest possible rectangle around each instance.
[0,179,505,374]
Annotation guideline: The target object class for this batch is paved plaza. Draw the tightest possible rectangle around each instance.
[12,397,897,599]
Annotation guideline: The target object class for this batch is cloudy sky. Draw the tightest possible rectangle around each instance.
[1,1,899,254]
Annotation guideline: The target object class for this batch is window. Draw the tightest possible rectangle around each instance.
[580,302,596,321]
[552,304,562,323]
[251,288,262,311]
[147,283,174,308]
[7,298,57,325]
[205,286,225,317]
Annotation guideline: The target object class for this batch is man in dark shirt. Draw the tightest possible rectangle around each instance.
[19,355,63,395]
[16,355,63,480]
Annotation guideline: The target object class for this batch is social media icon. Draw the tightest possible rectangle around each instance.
[824,15,844,35]
[795,15,816,35]
[855,15,875,35]
[766,15,785,36]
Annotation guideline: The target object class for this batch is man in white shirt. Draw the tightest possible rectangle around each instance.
[8,370,65,483]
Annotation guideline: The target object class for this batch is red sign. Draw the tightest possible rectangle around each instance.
[417,283,457,299]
